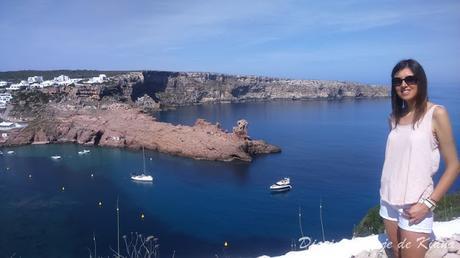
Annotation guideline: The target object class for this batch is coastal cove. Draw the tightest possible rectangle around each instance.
[0,85,459,257]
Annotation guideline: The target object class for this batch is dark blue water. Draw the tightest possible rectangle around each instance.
[0,86,459,257]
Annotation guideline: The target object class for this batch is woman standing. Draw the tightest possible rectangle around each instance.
[379,59,460,258]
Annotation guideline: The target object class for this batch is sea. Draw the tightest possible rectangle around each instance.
[0,85,459,257]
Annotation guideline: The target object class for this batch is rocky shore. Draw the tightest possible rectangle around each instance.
[0,70,388,161]
[0,103,280,162]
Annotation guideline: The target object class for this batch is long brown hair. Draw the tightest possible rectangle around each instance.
[391,59,428,128]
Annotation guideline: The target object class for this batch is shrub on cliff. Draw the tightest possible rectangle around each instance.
[353,206,384,237]
[434,191,460,221]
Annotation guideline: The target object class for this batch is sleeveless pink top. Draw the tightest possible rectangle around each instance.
[380,105,441,205]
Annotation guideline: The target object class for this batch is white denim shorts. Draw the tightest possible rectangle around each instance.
[379,200,433,234]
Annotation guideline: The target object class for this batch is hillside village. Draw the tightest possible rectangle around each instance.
[0,74,109,109]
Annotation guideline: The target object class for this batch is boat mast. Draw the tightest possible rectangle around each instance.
[142,146,146,174]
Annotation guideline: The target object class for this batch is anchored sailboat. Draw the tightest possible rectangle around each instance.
[131,147,153,182]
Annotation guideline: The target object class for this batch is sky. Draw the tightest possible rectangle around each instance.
[1,0,459,85]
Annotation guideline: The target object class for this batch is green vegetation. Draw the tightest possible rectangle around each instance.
[353,191,460,237]
[434,191,460,221]
[353,206,385,237]
[0,70,134,82]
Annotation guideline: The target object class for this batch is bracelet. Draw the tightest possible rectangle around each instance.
[418,198,437,211]
[426,198,437,206]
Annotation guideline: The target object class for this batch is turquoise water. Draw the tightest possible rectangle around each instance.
[0,86,459,257]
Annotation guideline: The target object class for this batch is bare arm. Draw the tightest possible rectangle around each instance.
[406,106,459,224]
[429,106,460,203]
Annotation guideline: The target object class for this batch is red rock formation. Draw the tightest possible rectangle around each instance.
[1,104,280,162]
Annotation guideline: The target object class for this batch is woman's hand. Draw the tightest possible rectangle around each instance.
[403,203,430,225]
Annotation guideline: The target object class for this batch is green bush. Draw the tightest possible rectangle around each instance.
[353,205,385,237]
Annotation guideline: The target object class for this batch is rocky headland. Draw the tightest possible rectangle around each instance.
[1,103,279,161]
[0,70,388,161]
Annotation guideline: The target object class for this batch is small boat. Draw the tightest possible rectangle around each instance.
[78,149,91,155]
[131,147,153,182]
[130,174,153,182]
[51,155,61,160]
[7,150,14,154]
[270,177,292,192]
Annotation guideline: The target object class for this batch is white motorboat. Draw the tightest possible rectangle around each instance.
[51,155,61,160]
[78,149,91,155]
[7,150,14,154]
[131,147,153,182]
[270,177,292,192]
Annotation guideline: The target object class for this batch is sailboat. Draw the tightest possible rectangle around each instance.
[131,147,153,182]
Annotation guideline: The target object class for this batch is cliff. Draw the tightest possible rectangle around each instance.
[1,70,387,162]
[6,71,388,119]
[135,71,388,108]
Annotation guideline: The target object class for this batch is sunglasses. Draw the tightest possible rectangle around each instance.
[392,75,418,87]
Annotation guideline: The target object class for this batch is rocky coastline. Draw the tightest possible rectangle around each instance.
[0,103,280,162]
[0,70,388,161]
[138,71,389,108]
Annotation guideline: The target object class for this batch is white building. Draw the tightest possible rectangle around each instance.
[0,81,8,87]
[53,75,72,86]
[28,76,44,84]
[54,75,70,82]
[0,93,13,102]
[85,74,107,84]
[70,78,83,84]
[39,80,55,88]
[7,83,23,91]
[7,80,28,91]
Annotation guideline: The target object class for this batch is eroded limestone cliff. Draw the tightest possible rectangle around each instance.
[135,71,388,107]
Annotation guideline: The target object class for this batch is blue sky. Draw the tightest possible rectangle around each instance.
[1,0,459,84]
